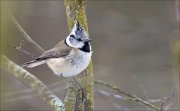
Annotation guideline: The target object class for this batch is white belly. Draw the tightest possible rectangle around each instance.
[47,50,92,77]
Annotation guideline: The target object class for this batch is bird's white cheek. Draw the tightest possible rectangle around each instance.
[75,42,84,48]
[66,36,74,47]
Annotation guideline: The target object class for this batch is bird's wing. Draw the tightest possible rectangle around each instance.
[36,47,71,60]
[36,40,72,60]
[22,40,72,68]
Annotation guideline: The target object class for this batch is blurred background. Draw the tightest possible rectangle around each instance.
[1,0,179,110]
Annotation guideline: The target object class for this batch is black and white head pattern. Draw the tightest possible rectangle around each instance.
[66,20,91,52]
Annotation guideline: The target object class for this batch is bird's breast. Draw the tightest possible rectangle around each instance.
[47,50,92,77]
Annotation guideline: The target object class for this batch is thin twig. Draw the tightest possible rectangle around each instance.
[7,41,35,58]
[160,91,179,111]
[95,79,160,111]
[1,55,64,111]
[147,98,163,103]
[9,12,45,53]
[95,89,131,110]
[95,89,127,100]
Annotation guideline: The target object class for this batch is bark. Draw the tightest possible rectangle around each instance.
[64,0,94,110]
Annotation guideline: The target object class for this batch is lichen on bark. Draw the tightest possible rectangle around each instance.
[64,0,94,110]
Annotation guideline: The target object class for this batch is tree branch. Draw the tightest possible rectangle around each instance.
[95,89,127,100]
[7,40,35,58]
[160,91,179,111]
[95,79,160,111]
[63,78,79,111]
[1,55,64,111]
[10,12,45,53]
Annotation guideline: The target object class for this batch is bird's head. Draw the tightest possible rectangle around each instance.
[66,20,91,49]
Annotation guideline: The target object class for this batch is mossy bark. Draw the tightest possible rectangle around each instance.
[1,55,65,111]
[64,0,94,110]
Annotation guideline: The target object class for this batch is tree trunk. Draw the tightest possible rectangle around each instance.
[64,0,94,110]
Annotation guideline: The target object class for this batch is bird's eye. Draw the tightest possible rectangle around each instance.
[70,35,75,38]
[77,38,82,41]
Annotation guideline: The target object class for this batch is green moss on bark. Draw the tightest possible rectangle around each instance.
[64,0,94,110]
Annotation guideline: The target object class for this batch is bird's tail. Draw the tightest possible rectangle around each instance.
[22,60,46,68]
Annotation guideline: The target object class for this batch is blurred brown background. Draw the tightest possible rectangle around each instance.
[1,0,179,110]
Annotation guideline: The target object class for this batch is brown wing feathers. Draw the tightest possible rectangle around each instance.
[22,40,72,68]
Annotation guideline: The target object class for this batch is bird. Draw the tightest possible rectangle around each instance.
[22,20,92,78]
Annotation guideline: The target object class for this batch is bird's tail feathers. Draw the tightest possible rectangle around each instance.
[22,60,46,68]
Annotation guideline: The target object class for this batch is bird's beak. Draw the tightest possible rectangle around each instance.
[83,38,92,43]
